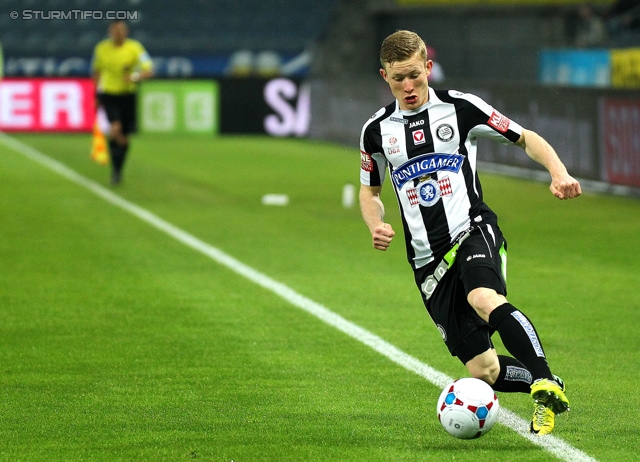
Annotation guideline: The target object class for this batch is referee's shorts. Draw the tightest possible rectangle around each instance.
[97,93,137,135]
[415,222,508,364]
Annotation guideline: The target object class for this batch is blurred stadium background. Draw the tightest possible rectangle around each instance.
[1,0,640,193]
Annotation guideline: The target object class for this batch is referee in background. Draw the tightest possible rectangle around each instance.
[92,20,153,185]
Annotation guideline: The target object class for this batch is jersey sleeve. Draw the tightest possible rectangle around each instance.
[452,91,523,145]
[130,40,153,71]
[359,115,387,187]
[90,43,103,72]
[134,42,153,71]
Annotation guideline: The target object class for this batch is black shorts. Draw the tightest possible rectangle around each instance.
[414,222,508,364]
[97,93,137,135]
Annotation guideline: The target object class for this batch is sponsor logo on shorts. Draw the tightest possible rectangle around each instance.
[466,253,486,261]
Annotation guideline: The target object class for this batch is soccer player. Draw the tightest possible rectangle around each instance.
[92,20,153,185]
[359,30,581,435]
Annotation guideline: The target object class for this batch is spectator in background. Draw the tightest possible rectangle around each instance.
[427,46,445,83]
[607,0,640,46]
[575,4,608,48]
[92,20,153,185]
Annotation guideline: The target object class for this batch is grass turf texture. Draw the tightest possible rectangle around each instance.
[1,133,638,461]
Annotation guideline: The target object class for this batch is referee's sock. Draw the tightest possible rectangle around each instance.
[492,355,532,393]
[109,140,129,176]
[488,303,554,382]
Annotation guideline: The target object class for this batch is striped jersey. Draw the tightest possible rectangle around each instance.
[360,87,523,270]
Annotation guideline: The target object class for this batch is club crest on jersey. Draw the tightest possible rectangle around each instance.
[416,179,440,207]
[392,153,464,189]
[436,124,455,142]
[406,176,453,207]
[360,151,373,172]
[412,129,426,145]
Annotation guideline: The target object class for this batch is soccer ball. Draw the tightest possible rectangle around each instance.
[436,378,500,439]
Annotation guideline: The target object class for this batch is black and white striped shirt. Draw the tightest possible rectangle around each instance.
[360,87,523,269]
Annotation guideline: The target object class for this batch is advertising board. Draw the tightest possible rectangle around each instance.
[0,78,95,131]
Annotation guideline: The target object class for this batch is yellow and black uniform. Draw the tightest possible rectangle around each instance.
[92,37,152,133]
[92,37,152,184]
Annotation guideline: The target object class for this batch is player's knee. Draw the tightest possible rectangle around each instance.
[110,122,123,138]
[109,130,128,147]
[465,349,500,385]
[467,288,506,319]
[467,360,500,385]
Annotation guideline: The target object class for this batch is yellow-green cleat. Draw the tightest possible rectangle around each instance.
[530,402,555,435]
[529,377,569,435]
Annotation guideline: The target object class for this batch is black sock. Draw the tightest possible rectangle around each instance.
[492,355,532,393]
[109,140,124,173]
[488,303,553,382]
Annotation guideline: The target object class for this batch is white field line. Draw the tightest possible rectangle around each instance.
[1,132,596,462]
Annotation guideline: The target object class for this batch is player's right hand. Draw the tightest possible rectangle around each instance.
[550,173,582,200]
[372,223,395,251]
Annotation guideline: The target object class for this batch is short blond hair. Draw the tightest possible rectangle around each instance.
[379,30,427,68]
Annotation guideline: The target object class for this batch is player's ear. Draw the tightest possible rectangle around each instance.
[425,60,433,76]
[379,68,388,82]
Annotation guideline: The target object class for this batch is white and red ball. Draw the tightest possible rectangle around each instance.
[436,378,500,439]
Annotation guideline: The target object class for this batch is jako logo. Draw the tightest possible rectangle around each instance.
[409,120,424,128]
[466,254,486,261]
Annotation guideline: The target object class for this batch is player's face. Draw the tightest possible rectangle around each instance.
[380,52,432,111]
[109,22,129,45]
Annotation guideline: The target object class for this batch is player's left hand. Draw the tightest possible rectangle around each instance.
[550,173,582,200]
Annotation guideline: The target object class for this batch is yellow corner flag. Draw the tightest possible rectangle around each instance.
[91,107,109,165]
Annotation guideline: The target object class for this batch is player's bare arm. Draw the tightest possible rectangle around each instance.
[515,128,582,200]
[359,185,395,251]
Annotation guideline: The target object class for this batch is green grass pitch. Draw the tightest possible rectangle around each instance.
[1,133,639,461]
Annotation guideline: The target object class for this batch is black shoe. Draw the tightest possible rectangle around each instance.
[111,171,121,185]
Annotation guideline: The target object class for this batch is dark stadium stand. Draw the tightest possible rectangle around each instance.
[4,0,628,82]
[1,0,340,56]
